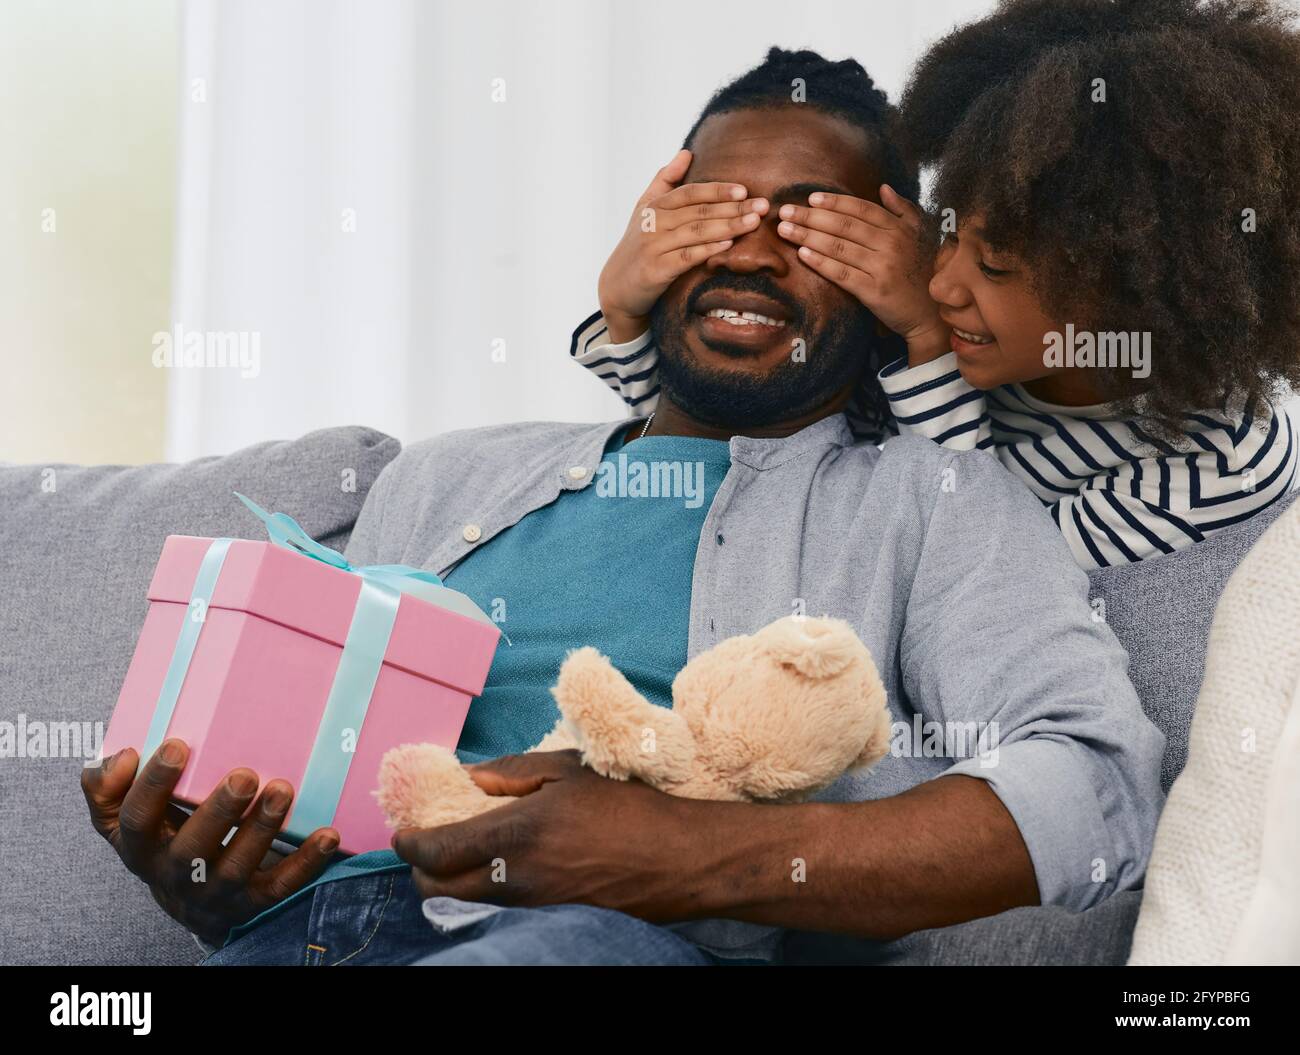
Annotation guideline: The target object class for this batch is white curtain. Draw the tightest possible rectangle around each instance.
[167,0,994,460]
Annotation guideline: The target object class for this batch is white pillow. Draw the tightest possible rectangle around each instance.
[1128,498,1300,965]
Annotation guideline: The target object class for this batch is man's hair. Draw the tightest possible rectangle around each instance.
[685,47,920,202]
[900,0,1300,433]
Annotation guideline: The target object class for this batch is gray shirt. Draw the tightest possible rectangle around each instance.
[343,412,1166,960]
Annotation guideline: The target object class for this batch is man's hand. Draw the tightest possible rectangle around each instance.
[394,752,1037,941]
[777,184,951,366]
[81,738,339,947]
[597,149,768,343]
[392,750,725,922]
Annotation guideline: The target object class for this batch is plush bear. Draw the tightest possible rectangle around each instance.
[375,615,892,830]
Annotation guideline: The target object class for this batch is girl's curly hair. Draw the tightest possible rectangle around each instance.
[900,0,1300,433]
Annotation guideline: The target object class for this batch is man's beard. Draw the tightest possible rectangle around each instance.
[650,275,880,430]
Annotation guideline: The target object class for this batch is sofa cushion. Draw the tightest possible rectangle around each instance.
[0,426,399,966]
[1087,492,1298,792]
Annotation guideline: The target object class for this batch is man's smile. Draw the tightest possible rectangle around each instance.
[690,287,795,355]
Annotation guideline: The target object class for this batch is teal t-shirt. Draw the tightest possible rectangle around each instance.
[225,429,731,945]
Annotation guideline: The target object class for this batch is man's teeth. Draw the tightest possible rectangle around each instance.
[703,308,784,327]
[953,326,993,345]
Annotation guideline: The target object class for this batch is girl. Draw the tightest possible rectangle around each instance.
[572,0,1300,570]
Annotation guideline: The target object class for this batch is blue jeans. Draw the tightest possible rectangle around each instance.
[201,871,712,966]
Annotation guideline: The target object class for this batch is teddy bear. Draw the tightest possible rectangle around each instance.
[375,615,893,830]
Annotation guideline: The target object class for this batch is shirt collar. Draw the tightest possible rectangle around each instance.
[728,413,855,469]
[557,413,855,489]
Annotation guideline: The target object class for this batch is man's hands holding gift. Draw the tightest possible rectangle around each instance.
[80,738,340,947]
[80,739,732,942]
[391,750,727,922]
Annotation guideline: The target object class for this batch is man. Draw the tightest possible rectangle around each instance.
[82,49,1165,965]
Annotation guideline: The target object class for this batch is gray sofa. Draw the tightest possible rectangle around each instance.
[1,424,1290,965]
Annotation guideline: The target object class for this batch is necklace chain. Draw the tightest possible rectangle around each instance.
[637,412,655,440]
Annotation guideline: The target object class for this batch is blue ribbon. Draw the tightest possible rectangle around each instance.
[146,493,451,843]
[140,538,233,766]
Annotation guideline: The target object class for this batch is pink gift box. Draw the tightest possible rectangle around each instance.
[101,535,500,854]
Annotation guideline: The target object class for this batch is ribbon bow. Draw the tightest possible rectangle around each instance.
[234,491,445,598]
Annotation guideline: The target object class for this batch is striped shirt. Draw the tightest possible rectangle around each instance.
[571,310,1298,570]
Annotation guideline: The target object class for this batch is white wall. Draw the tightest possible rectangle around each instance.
[167,0,995,458]
[1,0,176,465]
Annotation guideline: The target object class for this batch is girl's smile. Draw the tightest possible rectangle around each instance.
[946,320,998,359]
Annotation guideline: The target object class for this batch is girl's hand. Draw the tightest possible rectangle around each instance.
[597,149,769,344]
[777,184,950,365]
